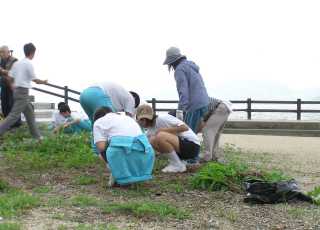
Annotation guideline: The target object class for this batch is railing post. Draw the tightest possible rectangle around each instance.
[297,98,301,120]
[64,86,68,104]
[151,98,156,112]
[247,98,252,120]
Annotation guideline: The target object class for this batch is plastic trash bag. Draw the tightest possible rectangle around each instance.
[243,179,313,204]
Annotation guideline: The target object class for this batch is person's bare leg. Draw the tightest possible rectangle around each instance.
[153,132,186,173]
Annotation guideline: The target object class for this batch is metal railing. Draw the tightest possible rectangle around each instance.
[32,83,320,120]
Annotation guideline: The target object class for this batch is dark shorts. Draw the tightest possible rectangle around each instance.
[177,137,200,160]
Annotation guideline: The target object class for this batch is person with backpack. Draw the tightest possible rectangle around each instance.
[0,43,47,140]
[0,46,21,128]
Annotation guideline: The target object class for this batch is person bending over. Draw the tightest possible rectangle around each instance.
[136,104,200,173]
[93,107,154,187]
[51,102,91,134]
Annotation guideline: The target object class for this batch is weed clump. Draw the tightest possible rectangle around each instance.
[0,187,39,217]
[308,186,320,205]
[2,131,98,171]
[191,161,290,192]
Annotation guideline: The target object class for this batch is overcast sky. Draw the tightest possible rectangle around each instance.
[1,0,320,103]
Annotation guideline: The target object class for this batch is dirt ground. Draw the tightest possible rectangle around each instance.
[1,134,320,230]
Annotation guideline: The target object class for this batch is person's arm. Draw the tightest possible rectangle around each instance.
[0,69,13,82]
[63,118,81,128]
[33,79,48,84]
[27,62,48,85]
[174,69,189,111]
[156,124,188,135]
[96,141,107,153]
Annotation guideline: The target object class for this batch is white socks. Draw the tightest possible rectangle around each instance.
[162,151,186,173]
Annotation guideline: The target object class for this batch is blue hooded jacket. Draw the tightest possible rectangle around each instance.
[174,59,209,112]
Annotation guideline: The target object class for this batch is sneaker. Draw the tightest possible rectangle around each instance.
[162,163,186,173]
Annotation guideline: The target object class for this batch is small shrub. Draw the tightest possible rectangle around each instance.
[191,162,247,191]
[191,161,290,192]
[308,186,320,205]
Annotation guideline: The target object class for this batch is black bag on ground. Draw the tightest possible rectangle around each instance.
[243,179,313,204]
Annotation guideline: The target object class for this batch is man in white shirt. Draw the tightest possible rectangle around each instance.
[136,104,201,173]
[0,43,47,140]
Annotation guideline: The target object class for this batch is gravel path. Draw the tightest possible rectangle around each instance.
[221,134,319,159]
[221,134,320,191]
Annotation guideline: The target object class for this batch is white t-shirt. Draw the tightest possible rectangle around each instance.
[91,82,135,115]
[10,58,36,89]
[52,111,87,127]
[147,114,200,145]
[93,113,142,144]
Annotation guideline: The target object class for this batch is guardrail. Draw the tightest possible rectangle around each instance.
[32,83,320,120]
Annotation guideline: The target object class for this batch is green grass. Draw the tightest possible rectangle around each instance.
[102,201,189,220]
[0,179,10,192]
[74,175,98,185]
[1,129,99,172]
[0,189,39,217]
[70,195,100,207]
[33,186,51,194]
[0,223,21,230]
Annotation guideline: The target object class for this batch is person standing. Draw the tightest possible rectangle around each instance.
[0,46,21,128]
[199,97,232,162]
[163,47,209,133]
[0,43,47,140]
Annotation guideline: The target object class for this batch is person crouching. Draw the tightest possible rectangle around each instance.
[136,105,201,173]
[93,107,155,187]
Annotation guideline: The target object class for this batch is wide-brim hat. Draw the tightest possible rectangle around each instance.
[163,47,186,65]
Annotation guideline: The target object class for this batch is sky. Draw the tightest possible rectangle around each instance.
[1,0,320,106]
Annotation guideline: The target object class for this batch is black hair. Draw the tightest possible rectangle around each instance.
[57,102,66,110]
[23,43,36,57]
[129,91,140,108]
[168,56,186,71]
[59,104,71,113]
[93,106,113,122]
